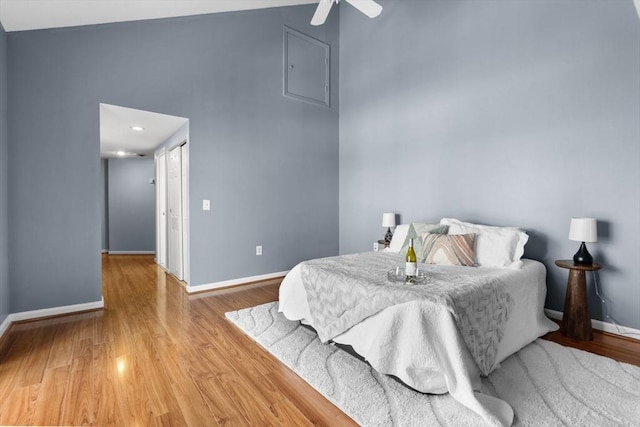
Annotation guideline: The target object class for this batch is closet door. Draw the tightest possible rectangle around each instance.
[167,144,183,280]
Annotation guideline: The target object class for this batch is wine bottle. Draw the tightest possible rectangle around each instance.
[405,238,417,282]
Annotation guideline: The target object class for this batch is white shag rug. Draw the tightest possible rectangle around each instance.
[226,302,640,427]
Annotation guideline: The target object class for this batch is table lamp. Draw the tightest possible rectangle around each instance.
[569,217,597,265]
[382,213,396,246]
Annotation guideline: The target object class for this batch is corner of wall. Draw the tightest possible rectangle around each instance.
[0,22,10,325]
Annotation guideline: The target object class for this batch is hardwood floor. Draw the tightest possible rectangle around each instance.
[0,255,357,426]
[0,254,638,426]
[543,320,640,366]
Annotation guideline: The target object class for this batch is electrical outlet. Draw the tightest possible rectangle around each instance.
[373,242,379,251]
[256,245,262,256]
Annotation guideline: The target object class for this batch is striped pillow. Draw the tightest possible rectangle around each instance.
[420,233,477,266]
[400,223,449,255]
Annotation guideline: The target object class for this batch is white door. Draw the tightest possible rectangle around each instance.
[180,143,190,284]
[168,145,183,280]
[155,151,167,269]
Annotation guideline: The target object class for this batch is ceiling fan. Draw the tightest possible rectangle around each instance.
[311,0,383,26]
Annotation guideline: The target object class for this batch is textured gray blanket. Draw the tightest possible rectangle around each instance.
[300,252,513,375]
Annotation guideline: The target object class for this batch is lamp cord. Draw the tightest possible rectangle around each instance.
[592,270,640,338]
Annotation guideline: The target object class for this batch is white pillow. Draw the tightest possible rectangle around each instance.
[439,218,528,269]
[386,224,410,253]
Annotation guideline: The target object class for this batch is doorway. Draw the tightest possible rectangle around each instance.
[100,103,190,283]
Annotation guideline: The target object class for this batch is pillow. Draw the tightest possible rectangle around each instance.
[420,232,477,266]
[439,218,528,269]
[399,223,449,256]
[387,224,410,253]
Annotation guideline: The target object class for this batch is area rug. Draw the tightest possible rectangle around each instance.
[226,302,640,426]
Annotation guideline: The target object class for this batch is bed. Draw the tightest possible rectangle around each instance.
[278,219,559,427]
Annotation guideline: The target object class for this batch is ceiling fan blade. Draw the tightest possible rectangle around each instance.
[344,0,383,18]
[311,0,335,26]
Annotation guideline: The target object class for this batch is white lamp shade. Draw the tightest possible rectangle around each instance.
[382,213,396,228]
[569,218,597,242]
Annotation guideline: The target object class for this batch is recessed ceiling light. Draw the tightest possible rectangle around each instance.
[116,151,126,156]
[130,125,145,131]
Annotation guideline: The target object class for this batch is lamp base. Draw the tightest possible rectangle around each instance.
[573,242,593,265]
[383,227,393,247]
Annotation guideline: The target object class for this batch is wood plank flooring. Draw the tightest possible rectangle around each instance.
[0,255,356,426]
[543,319,640,366]
[0,254,638,426]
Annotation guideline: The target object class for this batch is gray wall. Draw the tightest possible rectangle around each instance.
[7,5,339,312]
[107,158,155,253]
[339,0,640,329]
[0,24,8,324]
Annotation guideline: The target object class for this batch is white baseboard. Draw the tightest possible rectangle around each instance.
[0,314,12,340]
[0,299,104,341]
[10,299,104,322]
[545,309,640,338]
[187,270,289,294]
[544,309,562,321]
[107,251,155,255]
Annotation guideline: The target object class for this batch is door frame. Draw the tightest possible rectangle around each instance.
[162,140,189,283]
[180,143,190,285]
[155,149,168,269]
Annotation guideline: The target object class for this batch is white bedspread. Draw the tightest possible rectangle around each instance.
[278,252,558,426]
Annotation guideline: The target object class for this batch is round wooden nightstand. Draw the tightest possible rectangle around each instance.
[555,260,602,341]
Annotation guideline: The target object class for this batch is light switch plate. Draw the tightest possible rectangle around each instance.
[203,200,210,211]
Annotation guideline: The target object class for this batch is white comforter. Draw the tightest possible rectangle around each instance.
[278,253,558,426]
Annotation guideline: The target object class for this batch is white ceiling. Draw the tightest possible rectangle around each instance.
[100,104,188,158]
[0,0,317,32]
